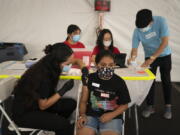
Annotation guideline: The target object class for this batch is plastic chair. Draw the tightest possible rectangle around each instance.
[122,111,125,135]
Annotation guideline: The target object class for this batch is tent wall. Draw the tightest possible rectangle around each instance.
[0,0,179,81]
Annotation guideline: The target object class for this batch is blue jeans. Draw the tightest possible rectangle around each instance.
[84,116,122,134]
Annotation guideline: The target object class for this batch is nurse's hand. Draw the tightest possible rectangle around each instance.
[81,67,89,77]
[141,58,154,67]
[127,57,136,65]
[127,58,132,65]
[81,74,88,86]
[77,115,87,129]
[81,67,89,86]
[57,79,74,96]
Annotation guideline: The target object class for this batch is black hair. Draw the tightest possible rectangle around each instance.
[66,24,81,40]
[14,43,73,107]
[43,43,73,63]
[96,29,114,53]
[135,9,153,28]
[95,50,115,64]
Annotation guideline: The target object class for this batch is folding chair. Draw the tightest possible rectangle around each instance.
[0,77,45,135]
[122,111,125,135]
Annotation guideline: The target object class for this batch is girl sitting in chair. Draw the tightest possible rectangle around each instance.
[77,50,131,135]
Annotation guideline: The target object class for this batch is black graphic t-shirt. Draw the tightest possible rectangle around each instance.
[86,72,131,119]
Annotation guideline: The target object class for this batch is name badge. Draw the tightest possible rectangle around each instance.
[92,82,100,88]
[101,93,110,98]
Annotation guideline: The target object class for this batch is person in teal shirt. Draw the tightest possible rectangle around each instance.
[128,9,172,119]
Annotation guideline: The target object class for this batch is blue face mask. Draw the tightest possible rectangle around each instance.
[62,64,72,72]
[72,35,80,42]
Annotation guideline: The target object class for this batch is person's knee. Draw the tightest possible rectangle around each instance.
[100,131,120,135]
[77,127,95,135]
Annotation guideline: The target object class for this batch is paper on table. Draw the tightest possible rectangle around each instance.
[67,68,81,76]
[114,68,149,77]
[61,68,81,76]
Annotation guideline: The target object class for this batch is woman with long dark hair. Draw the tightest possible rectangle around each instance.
[12,43,76,135]
[91,29,121,63]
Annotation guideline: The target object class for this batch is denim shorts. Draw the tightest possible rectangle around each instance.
[84,116,122,134]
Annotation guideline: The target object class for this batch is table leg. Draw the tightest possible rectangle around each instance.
[134,105,139,135]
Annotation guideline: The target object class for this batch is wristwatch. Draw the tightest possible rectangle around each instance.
[150,56,156,60]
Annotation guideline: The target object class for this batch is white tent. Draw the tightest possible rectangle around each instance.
[0,0,179,81]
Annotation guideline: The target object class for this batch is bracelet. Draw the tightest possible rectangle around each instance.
[78,116,83,119]
[78,114,86,119]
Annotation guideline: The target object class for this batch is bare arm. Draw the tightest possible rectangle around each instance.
[100,104,128,123]
[111,104,128,118]
[38,93,61,110]
[127,48,138,65]
[91,55,96,63]
[79,86,89,116]
[141,36,169,67]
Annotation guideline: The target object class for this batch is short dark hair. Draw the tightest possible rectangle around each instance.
[95,50,115,64]
[67,24,81,34]
[135,9,153,28]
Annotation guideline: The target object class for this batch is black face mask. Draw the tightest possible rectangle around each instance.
[97,67,114,80]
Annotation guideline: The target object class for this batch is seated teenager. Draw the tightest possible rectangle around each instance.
[77,50,131,135]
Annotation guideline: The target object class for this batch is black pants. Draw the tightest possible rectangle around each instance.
[14,98,76,135]
[145,55,172,105]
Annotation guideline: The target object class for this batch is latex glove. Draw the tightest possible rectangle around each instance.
[127,56,136,65]
[81,74,88,86]
[81,67,89,77]
[57,79,74,96]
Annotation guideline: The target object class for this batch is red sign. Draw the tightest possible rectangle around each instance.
[95,0,111,12]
